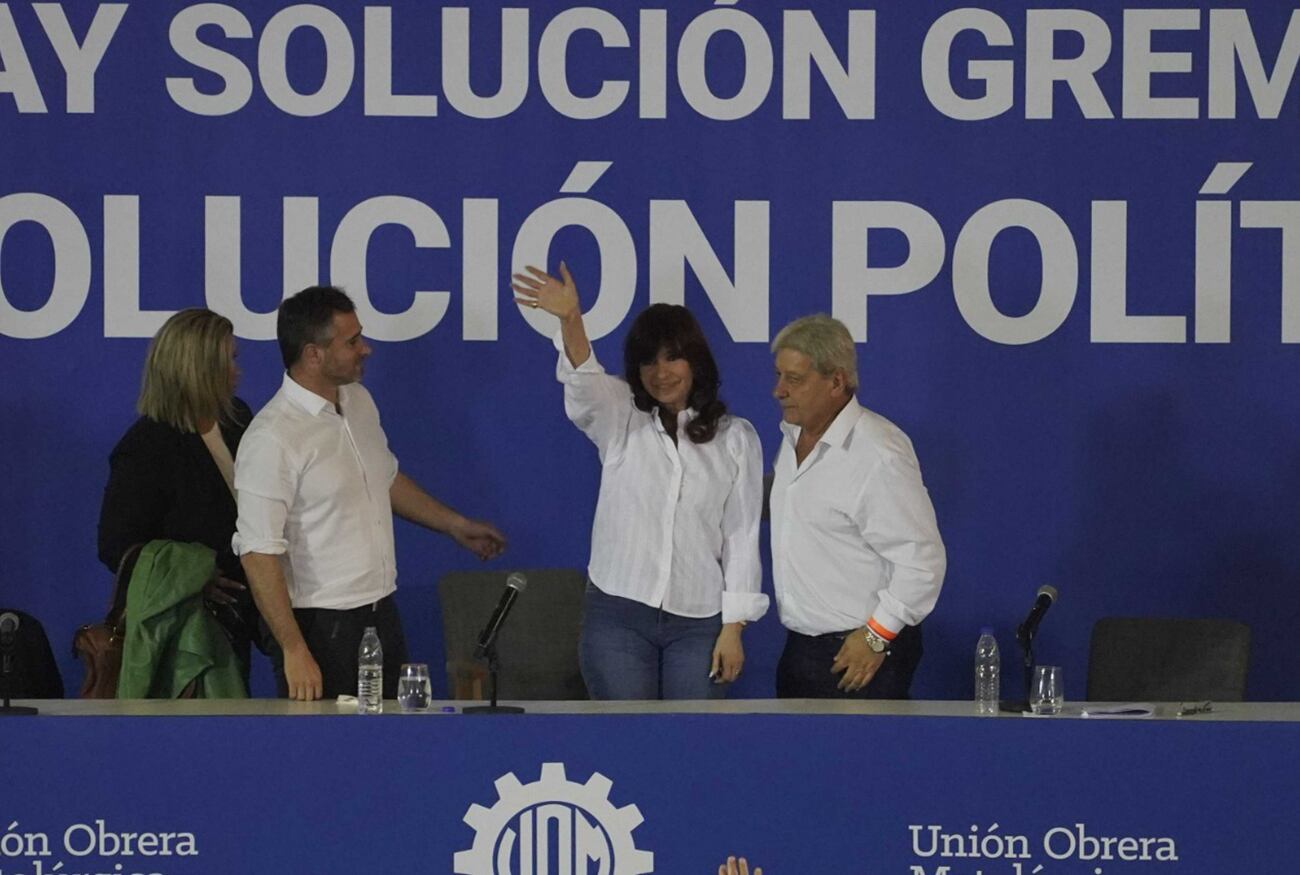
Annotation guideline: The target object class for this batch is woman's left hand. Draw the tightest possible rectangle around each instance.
[710,622,745,684]
[203,575,245,606]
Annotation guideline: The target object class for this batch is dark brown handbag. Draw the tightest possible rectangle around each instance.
[73,543,144,698]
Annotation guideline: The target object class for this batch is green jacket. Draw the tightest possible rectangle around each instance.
[117,540,247,698]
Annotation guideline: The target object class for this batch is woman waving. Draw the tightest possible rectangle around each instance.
[513,263,768,699]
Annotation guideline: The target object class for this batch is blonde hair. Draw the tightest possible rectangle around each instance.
[771,314,859,391]
[137,309,237,432]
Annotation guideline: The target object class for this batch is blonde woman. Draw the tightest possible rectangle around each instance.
[97,308,258,681]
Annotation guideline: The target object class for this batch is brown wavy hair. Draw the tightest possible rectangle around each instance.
[623,304,727,444]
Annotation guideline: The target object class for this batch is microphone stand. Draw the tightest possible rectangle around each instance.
[0,648,39,717]
[463,641,524,715]
[999,623,1036,714]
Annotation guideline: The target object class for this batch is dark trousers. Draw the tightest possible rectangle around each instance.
[270,594,409,699]
[776,624,923,699]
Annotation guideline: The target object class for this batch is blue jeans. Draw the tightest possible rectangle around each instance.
[579,582,727,700]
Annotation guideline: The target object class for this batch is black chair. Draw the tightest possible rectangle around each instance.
[437,569,588,701]
[0,608,64,699]
[1086,617,1250,702]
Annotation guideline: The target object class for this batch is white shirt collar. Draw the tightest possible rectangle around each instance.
[652,406,697,433]
[281,372,336,417]
[780,396,863,451]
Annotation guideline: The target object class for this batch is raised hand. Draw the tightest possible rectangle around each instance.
[512,261,591,367]
[512,262,580,321]
[718,856,762,875]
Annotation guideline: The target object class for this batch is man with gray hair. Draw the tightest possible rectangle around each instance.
[769,314,946,698]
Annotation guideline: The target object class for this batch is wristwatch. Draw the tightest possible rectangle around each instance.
[862,627,890,654]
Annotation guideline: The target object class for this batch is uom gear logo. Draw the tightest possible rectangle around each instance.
[454,762,655,875]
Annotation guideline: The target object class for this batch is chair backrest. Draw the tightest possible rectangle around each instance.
[437,569,587,701]
[0,608,64,698]
[1086,617,1250,702]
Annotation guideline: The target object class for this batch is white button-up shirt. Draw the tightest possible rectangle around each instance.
[558,343,769,623]
[232,375,399,610]
[771,397,946,637]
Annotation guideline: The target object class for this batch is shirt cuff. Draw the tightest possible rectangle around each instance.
[867,615,902,641]
[231,532,288,557]
[722,591,770,625]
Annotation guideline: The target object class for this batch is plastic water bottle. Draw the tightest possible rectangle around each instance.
[357,626,383,715]
[975,627,1000,716]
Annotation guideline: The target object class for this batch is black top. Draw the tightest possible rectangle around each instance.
[97,398,253,583]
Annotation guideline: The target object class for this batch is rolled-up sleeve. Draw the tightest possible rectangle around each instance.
[231,429,296,557]
[719,420,770,624]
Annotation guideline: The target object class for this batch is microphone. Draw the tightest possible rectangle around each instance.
[0,611,39,714]
[0,612,18,649]
[475,573,527,658]
[1016,585,1058,646]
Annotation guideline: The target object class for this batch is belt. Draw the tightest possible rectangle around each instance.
[793,629,858,641]
[299,593,394,614]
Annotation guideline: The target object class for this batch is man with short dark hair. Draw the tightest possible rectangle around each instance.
[769,314,945,699]
[234,286,506,701]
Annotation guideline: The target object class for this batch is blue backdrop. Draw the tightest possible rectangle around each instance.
[2,0,1299,699]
